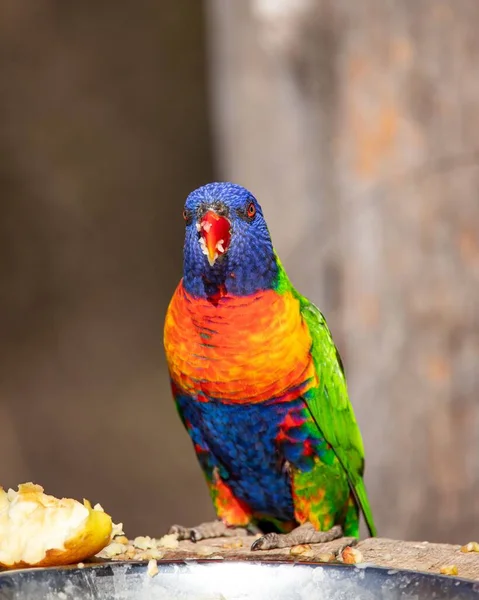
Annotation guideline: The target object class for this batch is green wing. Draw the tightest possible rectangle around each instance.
[298,296,377,537]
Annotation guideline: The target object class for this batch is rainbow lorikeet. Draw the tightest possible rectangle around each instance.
[163,182,376,550]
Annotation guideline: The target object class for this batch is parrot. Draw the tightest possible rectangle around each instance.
[163,182,376,551]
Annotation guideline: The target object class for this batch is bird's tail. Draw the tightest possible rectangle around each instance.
[353,478,377,537]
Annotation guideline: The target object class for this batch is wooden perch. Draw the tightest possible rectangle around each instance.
[99,535,479,581]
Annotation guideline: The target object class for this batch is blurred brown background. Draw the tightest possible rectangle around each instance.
[1,0,478,544]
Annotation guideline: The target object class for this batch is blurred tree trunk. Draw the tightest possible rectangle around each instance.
[0,0,215,536]
[207,0,479,543]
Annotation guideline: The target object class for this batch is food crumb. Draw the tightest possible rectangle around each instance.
[460,542,479,553]
[342,547,363,564]
[134,536,155,550]
[318,553,336,563]
[157,534,179,549]
[196,545,216,557]
[224,538,243,549]
[440,565,458,576]
[146,548,165,560]
[147,559,159,578]
[290,544,311,556]
[289,544,311,556]
[114,535,129,545]
[77,563,85,569]
[101,542,127,558]
[110,522,124,539]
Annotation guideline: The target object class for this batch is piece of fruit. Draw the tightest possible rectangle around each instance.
[440,565,458,576]
[147,559,159,578]
[0,483,113,568]
[290,544,312,556]
[341,546,364,564]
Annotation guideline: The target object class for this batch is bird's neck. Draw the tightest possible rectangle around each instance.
[183,253,281,300]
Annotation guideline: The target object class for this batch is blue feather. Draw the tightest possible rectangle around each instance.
[175,392,328,523]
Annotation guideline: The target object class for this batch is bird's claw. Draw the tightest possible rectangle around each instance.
[250,523,344,551]
[168,520,249,542]
[169,524,199,541]
[251,533,279,551]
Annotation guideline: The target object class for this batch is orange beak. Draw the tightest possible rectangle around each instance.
[198,210,231,266]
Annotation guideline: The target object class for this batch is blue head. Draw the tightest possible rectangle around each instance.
[181,182,278,298]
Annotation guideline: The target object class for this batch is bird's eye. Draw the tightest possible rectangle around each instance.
[246,202,256,219]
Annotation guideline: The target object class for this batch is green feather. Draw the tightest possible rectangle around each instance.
[275,254,377,537]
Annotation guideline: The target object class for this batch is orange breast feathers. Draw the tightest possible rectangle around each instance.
[163,282,318,404]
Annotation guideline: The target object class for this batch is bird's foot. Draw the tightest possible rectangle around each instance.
[251,523,344,551]
[169,520,253,542]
